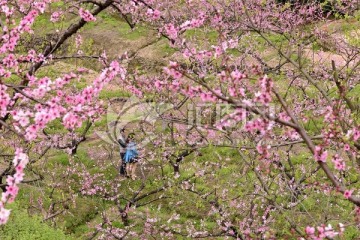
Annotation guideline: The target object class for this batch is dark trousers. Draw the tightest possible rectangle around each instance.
[120,153,127,175]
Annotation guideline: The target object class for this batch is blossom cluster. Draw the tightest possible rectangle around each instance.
[79,8,96,22]
[0,149,29,224]
[304,223,344,239]
[50,11,63,22]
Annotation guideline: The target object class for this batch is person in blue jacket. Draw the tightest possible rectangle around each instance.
[124,133,138,180]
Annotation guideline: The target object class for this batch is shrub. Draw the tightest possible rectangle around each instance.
[0,203,72,240]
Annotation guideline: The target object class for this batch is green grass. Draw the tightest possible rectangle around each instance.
[183,29,219,46]
[63,197,100,234]
[158,39,177,56]
[36,66,60,79]
[304,117,324,134]
[0,203,73,240]
[82,12,151,40]
[45,119,67,134]
[48,151,70,166]
[33,13,70,34]
[99,89,130,99]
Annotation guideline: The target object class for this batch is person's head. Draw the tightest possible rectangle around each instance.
[128,133,135,141]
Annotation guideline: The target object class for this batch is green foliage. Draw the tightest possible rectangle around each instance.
[311,41,322,51]
[32,14,51,31]
[83,12,151,40]
[94,115,108,129]
[265,33,287,45]
[63,197,99,234]
[119,24,150,40]
[51,1,65,8]
[304,117,324,134]
[184,29,219,45]
[33,13,68,35]
[49,151,70,166]
[348,83,360,98]
[45,119,67,134]
[71,224,90,237]
[158,40,177,56]
[36,66,59,79]
[344,226,360,239]
[73,148,94,167]
[0,203,73,240]
[276,0,349,17]
[99,89,130,99]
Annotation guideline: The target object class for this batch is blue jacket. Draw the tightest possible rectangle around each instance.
[124,141,138,163]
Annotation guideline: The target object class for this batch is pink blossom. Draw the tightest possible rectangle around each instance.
[314,146,327,162]
[34,2,46,13]
[25,124,39,141]
[147,9,161,20]
[0,208,10,225]
[324,224,338,238]
[344,189,353,199]
[0,84,11,117]
[1,5,14,17]
[334,161,345,171]
[305,226,315,235]
[14,172,24,184]
[75,35,83,49]
[332,154,345,171]
[152,10,161,20]
[79,8,96,22]
[339,223,345,232]
[200,92,216,102]
[1,149,29,225]
[353,128,360,141]
[164,23,178,39]
[50,11,62,22]
[344,144,350,151]
[5,185,19,197]
[63,112,82,130]
[212,45,223,57]
[230,70,244,81]
[228,87,236,97]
